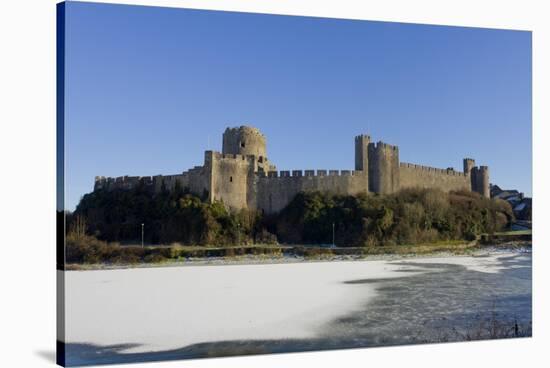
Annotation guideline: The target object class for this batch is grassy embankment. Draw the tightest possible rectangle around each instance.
[64,235,532,270]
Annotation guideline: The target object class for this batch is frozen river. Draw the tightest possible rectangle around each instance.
[61,251,532,366]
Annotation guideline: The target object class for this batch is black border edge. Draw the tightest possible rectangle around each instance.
[56,2,66,367]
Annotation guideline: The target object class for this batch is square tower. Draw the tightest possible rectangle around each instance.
[355,134,371,172]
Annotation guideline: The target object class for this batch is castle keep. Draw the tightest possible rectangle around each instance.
[94,126,490,214]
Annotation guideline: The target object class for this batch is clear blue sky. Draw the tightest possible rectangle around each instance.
[64,1,532,211]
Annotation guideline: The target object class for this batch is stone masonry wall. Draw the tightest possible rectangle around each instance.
[255,170,368,214]
[209,152,253,210]
[94,165,210,198]
[399,163,471,192]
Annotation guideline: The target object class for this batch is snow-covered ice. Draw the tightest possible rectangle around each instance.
[62,252,526,354]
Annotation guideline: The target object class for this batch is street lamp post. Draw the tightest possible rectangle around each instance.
[237,222,240,246]
[332,222,335,247]
[141,223,144,248]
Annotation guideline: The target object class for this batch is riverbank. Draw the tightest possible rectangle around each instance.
[64,240,531,271]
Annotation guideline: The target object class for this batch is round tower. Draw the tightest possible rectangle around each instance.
[463,158,475,175]
[368,141,400,194]
[471,165,490,198]
[478,166,490,198]
[222,126,267,159]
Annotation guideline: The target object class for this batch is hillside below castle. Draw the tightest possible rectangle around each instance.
[94,126,490,214]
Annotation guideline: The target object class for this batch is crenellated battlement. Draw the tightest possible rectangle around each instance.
[94,174,155,191]
[224,125,265,139]
[94,165,206,193]
[355,134,371,141]
[257,169,358,179]
[210,151,251,161]
[371,141,399,152]
[208,150,273,170]
[399,162,467,177]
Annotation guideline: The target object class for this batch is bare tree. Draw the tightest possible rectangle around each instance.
[69,214,87,239]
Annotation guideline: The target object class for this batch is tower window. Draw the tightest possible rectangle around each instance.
[230,176,233,182]
[241,141,246,148]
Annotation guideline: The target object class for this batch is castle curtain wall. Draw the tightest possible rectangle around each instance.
[398,163,471,192]
[255,171,368,214]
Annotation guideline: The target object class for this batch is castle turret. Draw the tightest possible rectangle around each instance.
[222,126,267,159]
[463,158,475,176]
[94,176,105,191]
[368,141,400,194]
[471,165,490,198]
[355,134,371,172]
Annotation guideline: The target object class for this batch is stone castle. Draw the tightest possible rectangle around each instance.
[94,126,490,214]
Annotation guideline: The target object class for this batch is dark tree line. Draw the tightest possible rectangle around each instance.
[271,189,513,246]
[71,182,273,246]
[68,185,513,248]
